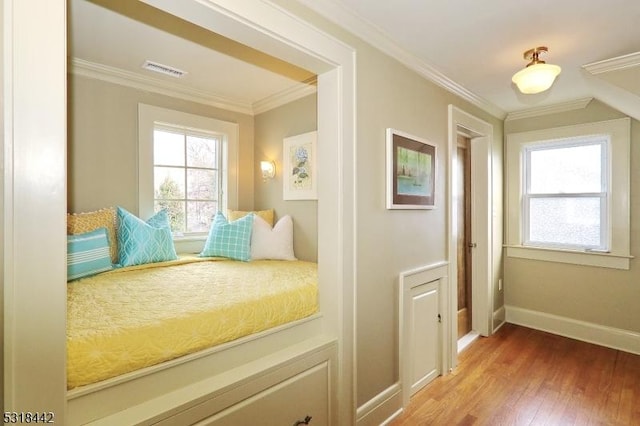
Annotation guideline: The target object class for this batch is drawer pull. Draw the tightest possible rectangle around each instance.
[294,415,312,425]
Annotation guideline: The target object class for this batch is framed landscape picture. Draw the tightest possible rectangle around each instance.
[386,128,436,209]
[283,131,317,200]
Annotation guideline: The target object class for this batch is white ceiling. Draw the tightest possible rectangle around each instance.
[70,0,640,118]
[68,0,315,115]
[302,0,640,117]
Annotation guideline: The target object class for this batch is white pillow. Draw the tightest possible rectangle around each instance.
[251,214,297,260]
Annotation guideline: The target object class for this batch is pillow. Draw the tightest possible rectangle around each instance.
[67,227,113,281]
[200,212,254,261]
[67,207,118,264]
[117,207,177,267]
[251,215,297,261]
[227,209,274,227]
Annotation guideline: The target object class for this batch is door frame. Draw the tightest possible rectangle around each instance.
[447,105,494,369]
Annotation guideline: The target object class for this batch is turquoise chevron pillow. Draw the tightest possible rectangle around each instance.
[117,207,178,267]
[200,212,254,261]
[67,227,113,281]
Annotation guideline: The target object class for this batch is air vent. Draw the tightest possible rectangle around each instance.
[142,60,187,78]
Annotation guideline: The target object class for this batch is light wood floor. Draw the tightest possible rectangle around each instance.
[391,323,640,426]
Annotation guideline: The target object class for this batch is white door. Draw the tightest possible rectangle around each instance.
[410,280,441,395]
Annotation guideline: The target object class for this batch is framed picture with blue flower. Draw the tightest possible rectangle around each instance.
[283,131,317,200]
[386,128,436,209]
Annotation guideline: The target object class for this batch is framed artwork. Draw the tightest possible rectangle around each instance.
[283,131,317,200]
[386,128,436,209]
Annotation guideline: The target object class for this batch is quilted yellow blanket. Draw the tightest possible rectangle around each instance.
[67,257,318,390]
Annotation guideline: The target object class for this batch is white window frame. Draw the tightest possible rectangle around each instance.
[522,136,609,251]
[506,118,632,270]
[138,103,239,252]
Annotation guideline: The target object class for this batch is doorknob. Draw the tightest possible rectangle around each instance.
[468,242,477,248]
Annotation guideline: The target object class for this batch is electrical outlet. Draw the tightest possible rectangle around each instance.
[498,278,503,291]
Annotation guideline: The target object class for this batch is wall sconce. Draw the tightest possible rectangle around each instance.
[512,46,561,94]
[260,160,276,182]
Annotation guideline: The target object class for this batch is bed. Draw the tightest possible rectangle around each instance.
[65,207,335,424]
[67,256,319,390]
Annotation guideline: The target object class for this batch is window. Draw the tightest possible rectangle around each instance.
[138,104,238,244]
[506,118,631,269]
[523,137,608,251]
[153,126,222,234]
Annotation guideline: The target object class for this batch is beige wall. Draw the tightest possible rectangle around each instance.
[68,74,255,215]
[355,45,503,405]
[254,94,318,262]
[504,100,640,332]
[270,1,504,406]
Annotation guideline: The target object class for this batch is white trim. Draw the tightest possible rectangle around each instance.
[252,78,317,115]
[70,57,318,116]
[447,105,497,372]
[137,103,240,221]
[295,0,505,120]
[493,305,506,331]
[505,245,632,270]
[355,383,402,426]
[505,117,632,270]
[3,0,67,419]
[457,331,479,353]
[505,97,593,121]
[505,306,640,356]
[582,52,640,75]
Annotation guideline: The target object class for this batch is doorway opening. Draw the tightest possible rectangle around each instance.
[455,133,480,352]
[447,105,494,369]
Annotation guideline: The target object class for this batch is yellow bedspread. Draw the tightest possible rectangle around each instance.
[67,257,318,390]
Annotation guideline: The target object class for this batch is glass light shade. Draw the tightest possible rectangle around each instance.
[260,160,275,180]
[512,63,561,94]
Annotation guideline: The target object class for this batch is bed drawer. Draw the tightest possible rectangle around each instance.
[197,361,329,426]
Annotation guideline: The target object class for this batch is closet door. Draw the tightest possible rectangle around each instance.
[410,280,441,395]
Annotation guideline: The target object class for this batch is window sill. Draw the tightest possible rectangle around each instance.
[173,235,207,255]
[505,245,632,270]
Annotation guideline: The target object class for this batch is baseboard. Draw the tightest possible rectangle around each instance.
[505,305,640,355]
[493,306,506,332]
[356,383,402,426]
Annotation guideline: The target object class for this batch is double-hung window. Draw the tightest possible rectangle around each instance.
[523,137,608,251]
[506,118,631,269]
[138,104,239,247]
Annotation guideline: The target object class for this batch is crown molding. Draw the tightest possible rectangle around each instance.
[70,58,254,114]
[253,77,317,115]
[583,52,640,75]
[70,58,315,116]
[294,0,505,119]
[505,97,593,121]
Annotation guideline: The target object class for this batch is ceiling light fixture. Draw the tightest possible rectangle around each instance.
[512,46,561,94]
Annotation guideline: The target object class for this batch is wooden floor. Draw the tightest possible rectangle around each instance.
[391,324,640,426]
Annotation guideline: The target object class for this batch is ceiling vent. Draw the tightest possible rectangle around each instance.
[142,60,187,78]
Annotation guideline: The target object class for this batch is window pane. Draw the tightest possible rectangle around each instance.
[187,169,216,200]
[528,197,602,247]
[154,167,185,199]
[154,130,185,166]
[187,135,217,168]
[529,143,602,193]
[155,200,185,233]
[186,201,217,233]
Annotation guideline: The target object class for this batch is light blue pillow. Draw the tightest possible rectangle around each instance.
[67,227,113,281]
[200,212,254,261]
[117,207,178,267]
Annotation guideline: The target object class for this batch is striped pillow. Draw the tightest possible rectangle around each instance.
[67,227,113,281]
[200,212,254,261]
